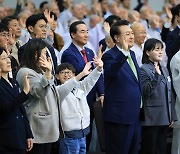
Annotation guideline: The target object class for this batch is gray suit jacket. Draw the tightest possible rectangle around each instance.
[140,62,176,126]
[170,50,180,128]
[16,67,78,143]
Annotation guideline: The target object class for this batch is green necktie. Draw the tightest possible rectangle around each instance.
[128,54,138,79]
[128,55,143,107]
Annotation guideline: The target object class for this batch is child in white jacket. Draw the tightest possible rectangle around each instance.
[55,57,103,154]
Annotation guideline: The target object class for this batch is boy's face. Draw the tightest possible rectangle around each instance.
[56,69,75,84]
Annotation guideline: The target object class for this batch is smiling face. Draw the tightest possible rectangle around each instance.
[118,25,134,48]
[8,19,21,39]
[56,68,75,84]
[71,24,88,48]
[146,43,163,62]
[0,50,11,74]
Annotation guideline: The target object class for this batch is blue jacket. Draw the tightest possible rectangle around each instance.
[102,45,142,124]
[0,77,33,151]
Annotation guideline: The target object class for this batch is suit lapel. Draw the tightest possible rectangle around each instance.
[71,43,86,66]
[120,51,139,83]
[0,78,19,99]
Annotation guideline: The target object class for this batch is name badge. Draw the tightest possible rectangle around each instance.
[167,76,171,82]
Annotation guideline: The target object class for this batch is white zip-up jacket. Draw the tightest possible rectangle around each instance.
[59,68,102,132]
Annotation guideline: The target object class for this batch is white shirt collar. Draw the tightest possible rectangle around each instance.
[116,45,129,56]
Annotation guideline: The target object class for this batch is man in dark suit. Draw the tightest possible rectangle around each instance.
[18,13,57,74]
[166,3,180,71]
[61,21,104,151]
[102,20,142,154]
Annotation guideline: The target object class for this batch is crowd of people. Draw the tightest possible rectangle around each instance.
[0,0,180,154]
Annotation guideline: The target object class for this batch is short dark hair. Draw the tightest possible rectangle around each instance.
[56,63,75,74]
[69,20,86,39]
[26,13,47,32]
[39,1,48,9]
[20,38,48,73]
[142,38,163,64]
[0,47,7,56]
[171,4,180,23]
[1,16,18,27]
[110,20,129,43]
[0,22,9,32]
[105,15,121,27]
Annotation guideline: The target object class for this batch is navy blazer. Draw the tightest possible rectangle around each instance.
[61,43,104,107]
[0,78,33,151]
[102,45,142,124]
[166,26,180,69]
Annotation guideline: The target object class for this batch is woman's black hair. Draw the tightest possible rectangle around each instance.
[20,38,47,73]
[0,47,7,56]
[142,38,163,64]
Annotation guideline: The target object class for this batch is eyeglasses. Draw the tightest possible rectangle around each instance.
[0,32,11,38]
[59,71,73,75]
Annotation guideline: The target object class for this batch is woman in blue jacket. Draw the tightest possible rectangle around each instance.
[0,47,33,154]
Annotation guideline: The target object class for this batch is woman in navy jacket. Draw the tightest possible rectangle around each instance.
[0,47,33,154]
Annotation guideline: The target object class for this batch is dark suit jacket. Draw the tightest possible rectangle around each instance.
[102,45,142,124]
[166,26,180,70]
[61,43,104,107]
[18,40,58,72]
[140,62,177,126]
[0,78,33,151]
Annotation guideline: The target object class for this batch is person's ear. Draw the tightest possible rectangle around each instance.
[114,35,120,43]
[55,74,60,80]
[71,32,75,39]
[28,25,34,33]
[146,50,150,56]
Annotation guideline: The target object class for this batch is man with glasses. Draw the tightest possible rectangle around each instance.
[0,22,18,77]
[1,16,23,64]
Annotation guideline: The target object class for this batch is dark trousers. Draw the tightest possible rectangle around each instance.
[0,150,26,154]
[105,120,141,154]
[86,107,94,151]
[27,143,52,154]
[140,125,168,154]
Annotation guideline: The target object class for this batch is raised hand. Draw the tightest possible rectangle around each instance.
[165,5,172,21]
[23,73,30,94]
[44,9,54,23]
[39,56,52,72]
[82,62,92,76]
[122,34,129,52]
[154,62,161,75]
[75,62,92,81]
[103,22,110,34]
[93,57,103,71]
[97,44,103,59]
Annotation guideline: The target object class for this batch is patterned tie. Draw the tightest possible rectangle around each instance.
[128,54,138,79]
[81,49,88,63]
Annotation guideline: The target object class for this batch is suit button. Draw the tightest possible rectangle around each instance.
[22,115,23,118]
[16,116,18,119]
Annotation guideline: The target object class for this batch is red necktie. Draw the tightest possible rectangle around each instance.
[81,49,88,63]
